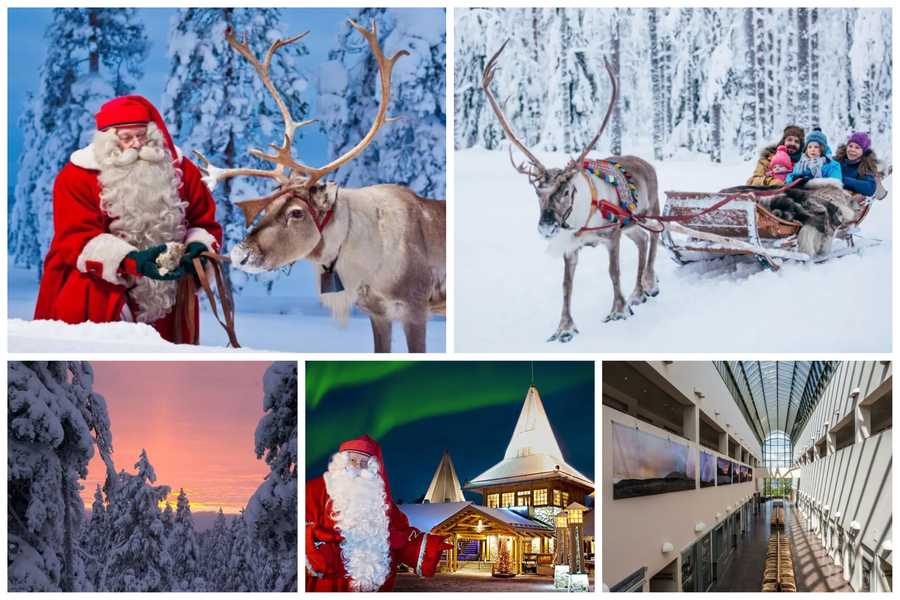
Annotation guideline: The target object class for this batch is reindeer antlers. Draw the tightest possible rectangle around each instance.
[259,19,408,187]
[482,41,620,181]
[196,28,314,191]
[198,19,408,225]
[566,57,618,173]
[482,40,548,179]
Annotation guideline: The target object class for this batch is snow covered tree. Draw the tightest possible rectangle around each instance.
[163,8,309,292]
[166,488,204,591]
[609,10,623,156]
[220,513,260,591]
[10,9,148,273]
[81,485,111,589]
[318,8,446,199]
[453,8,891,164]
[7,361,113,592]
[201,509,232,591]
[102,451,172,592]
[245,361,298,592]
[161,502,174,535]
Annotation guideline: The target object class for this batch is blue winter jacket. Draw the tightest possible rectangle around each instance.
[836,158,877,196]
[786,157,843,184]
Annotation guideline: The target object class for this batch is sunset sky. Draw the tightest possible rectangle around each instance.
[82,361,276,514]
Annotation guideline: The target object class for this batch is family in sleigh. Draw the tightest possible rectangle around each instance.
[736,125,886,257]
[747,124,881,197]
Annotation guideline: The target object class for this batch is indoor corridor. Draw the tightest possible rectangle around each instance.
[714,499,851,592]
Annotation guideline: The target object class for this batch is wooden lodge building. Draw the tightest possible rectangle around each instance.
[399,385,594,575]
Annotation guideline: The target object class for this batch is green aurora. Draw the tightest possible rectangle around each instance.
[306,361,593,467]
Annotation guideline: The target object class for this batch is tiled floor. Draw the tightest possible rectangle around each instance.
[788,504,852,592]
[714,499,852,592]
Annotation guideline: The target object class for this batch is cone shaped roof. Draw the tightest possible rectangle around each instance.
[466,385,593,491]
[424,449,466,503]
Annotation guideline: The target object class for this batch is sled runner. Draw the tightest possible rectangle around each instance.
[660,190,880,270]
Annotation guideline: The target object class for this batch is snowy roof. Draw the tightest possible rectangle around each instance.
[400,501,471,533]
[715,361,836,443]
[423,450,466,503]
[465,385,594,491]
[398,501,553,534]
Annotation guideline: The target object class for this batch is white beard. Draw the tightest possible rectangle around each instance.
[94,123,187,323]
[323,452,392,591]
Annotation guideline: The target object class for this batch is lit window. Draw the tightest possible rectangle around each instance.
[501,492,515,507]
[553,489,562,506]
[561,492,569,506]
[487,494,500,508]
[533,489,548,505]
[517,491,532,506]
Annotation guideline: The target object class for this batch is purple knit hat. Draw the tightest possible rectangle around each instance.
[847,131,871,152]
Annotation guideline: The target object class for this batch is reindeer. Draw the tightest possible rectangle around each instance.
[197,21,446,353]
[482,41,661,343]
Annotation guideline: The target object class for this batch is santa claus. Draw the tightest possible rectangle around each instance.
[34,95,222,343]
[306,435,451,592]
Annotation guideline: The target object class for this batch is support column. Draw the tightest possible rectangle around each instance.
[852,388,870,443]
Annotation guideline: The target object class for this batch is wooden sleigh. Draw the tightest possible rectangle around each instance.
[660,189,881,270]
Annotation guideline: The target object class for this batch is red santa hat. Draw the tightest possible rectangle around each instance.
[338,434,393,501]
[95,95,178,161]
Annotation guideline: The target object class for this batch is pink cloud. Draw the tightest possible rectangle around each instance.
[82,361,279,514]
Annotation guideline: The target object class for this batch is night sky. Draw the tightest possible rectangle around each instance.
[306,361,595,504]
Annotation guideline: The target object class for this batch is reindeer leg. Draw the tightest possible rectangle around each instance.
[548,249,580,343]
[604,228,632,322]
[402,312,428,353]
[370,316,393,353]
[645,227,660,297]
[624,227,649,306]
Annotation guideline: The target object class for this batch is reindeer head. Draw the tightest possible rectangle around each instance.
[230,181,340,271]
[528,167,579,238]
[482,40,618,239]
[196,20,407,271]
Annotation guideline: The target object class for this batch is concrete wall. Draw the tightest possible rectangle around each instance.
[602,405,756,589]
[792,361,892,592]
[796,429,892,591]
[647,361,762,460]
[794,361,892,460]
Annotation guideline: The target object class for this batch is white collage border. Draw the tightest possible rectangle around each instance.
[1,0,897,597]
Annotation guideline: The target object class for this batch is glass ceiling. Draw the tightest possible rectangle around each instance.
[714,361,837,444]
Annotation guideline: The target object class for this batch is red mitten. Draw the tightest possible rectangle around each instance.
[313,524,344,544]
[119,256,140,278]
[419,535,453,577]
[396,531,452,577]
[306,524,344,577]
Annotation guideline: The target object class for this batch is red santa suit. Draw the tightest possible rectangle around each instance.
[306,435,450,592]
[33,95,222,343]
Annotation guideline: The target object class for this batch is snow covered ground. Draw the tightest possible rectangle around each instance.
[455,148,892,353]
[7,266,445,353]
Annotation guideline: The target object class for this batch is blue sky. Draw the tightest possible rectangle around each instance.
[7,7,432,180]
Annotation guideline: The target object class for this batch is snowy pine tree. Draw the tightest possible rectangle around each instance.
[221,513,260,591]
[201,509,232,591]
[8,361,113,592]
[245,361,298,592]
[318,8,446,199]
[81,485,110,590]
[166,488,204,591]
[102,451,172,592]
[161,502,174,535]
[162,8,310,292]
[10,9,148,273]
[454,8,892,163]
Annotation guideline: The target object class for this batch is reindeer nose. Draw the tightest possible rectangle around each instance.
[539,208,555,225]
[229,243,250,267]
